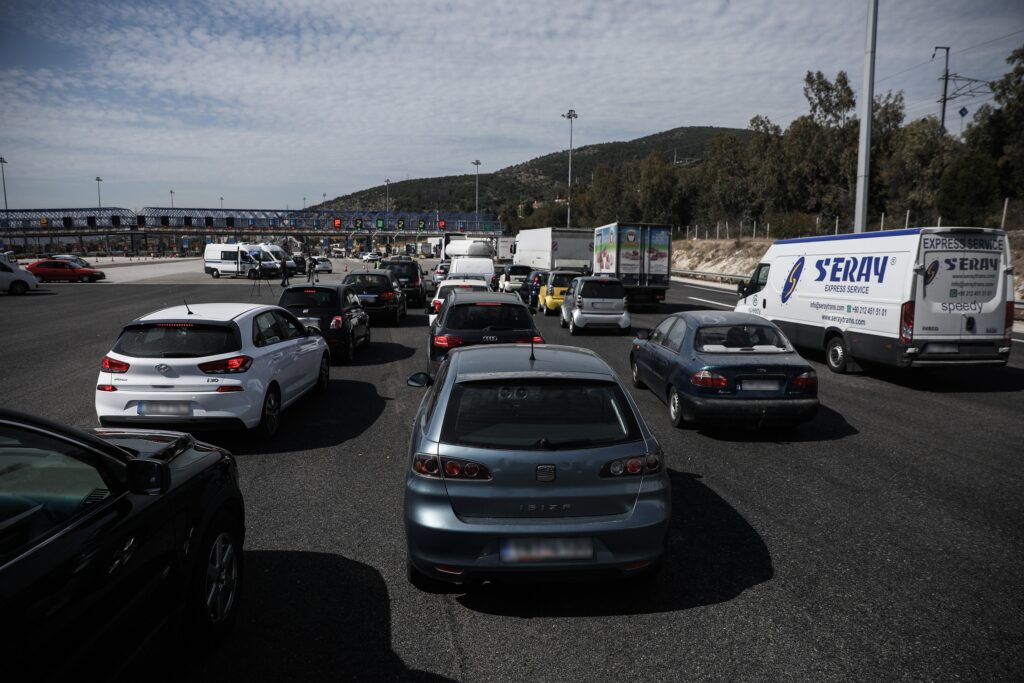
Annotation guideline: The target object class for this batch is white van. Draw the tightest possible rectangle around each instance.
[448,256,496,290]
[735,227,1013,373]
[0,257,39,295]
[258,243,297,275]
[204,243,279,279]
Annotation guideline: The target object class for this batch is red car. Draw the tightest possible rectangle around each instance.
[27,259,106,283]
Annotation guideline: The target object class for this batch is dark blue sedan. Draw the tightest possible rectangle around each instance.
[629,311,819,428]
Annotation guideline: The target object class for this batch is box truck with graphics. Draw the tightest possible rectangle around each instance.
[735,227,1013,372]
[592,223,672,307]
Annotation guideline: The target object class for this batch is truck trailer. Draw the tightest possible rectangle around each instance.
[592,223,672,307]
[513,227,593,271]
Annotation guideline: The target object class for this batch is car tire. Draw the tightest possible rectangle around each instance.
[79,275,89,283]
[316,353,331,391]
[559,312,568,328]
[9,281,27,295]
[630,358,645,389]
[248,269,258,280]
[342,334,356,364]
[669,388,686,428]
[407,559,449,593]
[569,317,579,336]
[256,386,281,438]
[363,325,372,346]
[393,307,401,327]
[826,335,849,374]
[211,269,220,279]
[186,511,244,646]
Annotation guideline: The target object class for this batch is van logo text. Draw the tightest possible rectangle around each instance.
[814,256,888,283]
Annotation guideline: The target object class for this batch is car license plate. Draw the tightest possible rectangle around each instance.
[358,294,377,303]
[137,401,190,416]
[739,380,779,391]
[500,538,593,563]
[927,343,958,353]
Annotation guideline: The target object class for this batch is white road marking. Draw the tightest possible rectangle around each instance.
[1012,338,1024,344]
[688,296,732,308]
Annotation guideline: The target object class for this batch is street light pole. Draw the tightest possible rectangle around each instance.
[303,196,306,210]
[96,176,102,208]
[0,157,8,210]
[385,178,390,228]
[561,109,578,229]
[220,196,223,209]
[472,160,481,230]
[170,189,174,209]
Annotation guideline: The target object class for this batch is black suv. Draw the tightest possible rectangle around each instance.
[427,291,543,372]
[278,283,371,363]
[342,269,408,325]
[380,259,427,305]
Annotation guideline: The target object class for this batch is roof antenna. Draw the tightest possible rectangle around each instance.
[184,298,195,315]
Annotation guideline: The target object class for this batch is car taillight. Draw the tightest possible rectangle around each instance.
[101,356,130,373]
[432,300,443,312]
[600,454,660,478]
[96,384,117,392]
[515,336,545,344]
[413,454,440,477]
[216,385,244,393]
[690,369,728,388]
[380,291,395,301]
[330,316,344,329]
[198,355,253,374]
[899,301,914,344]
[432,335,464,349]
[413,454,491,480]
[792,370,817,390]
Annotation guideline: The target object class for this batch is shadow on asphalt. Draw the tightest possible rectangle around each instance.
[697,405,858,443]
[350,340,417,367]
[866,363,1024,393]
[153,551,453,683]
[200,378,388,455]
[454,469,773,617]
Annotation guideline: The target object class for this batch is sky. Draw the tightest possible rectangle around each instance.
[0,0,1021,211]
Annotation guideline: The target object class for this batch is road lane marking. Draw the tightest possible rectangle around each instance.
[688,296,732,308]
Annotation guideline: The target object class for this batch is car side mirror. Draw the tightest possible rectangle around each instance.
[126,458,170,495]
[736,283,746,297]
[305,326,322,336]
[407,372,432,388]
[635,328,650,340]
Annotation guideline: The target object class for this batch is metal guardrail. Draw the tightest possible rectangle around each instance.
[671,268,747,284]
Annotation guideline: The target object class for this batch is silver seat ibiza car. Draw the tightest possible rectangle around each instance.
[404,344,670,588]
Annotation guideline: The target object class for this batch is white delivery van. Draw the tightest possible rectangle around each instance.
[258,243,297,275]
[735,227,1013,373]
[448,256,496,289]
[204,243,278,279]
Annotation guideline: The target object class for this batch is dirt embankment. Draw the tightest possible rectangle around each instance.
[673,235,1024,304]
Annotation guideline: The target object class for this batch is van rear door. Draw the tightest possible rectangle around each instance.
[918,229,1007,339]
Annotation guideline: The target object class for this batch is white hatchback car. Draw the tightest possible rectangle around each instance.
[95,303,330,436]
[0,258,39,295]
[425,278,491,326]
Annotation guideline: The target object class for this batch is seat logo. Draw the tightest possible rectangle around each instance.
[924,260,939,285]
[536,465,556,482]
[781,257,804,304]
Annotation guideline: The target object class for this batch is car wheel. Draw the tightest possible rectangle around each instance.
[79,275,89,283]
[569,317,579,336]
[363,325,372,346]
[826,335,849,374]
[631,358,645,389]
[393,307,401,326]
[559,312,568,328]
[186,511,243,645]
[669,388,686,428]
[343,334,356,364]
[10,281,27,295]
[256,386,280,437]
[248,269,258,280]
[211,269,220,279]
[316,353,331,391]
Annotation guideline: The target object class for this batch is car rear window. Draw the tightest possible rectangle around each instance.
[580,280,625,298]
[551,273,578,287]
[445,303,533,330]
[441,379,642,450]
[694,324,791,353]
[508,265,531,276]
[113,323,241,358]
[344,274,391,291]
[439,284,489,300]
[382,262,417,279]
[279,287,340,310]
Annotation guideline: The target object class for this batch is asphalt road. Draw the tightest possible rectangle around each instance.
[2,259,1022,682]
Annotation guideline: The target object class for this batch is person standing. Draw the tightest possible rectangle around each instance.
[306,253,319,283]
[279,253,290,287]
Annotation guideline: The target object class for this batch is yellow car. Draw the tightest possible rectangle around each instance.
[539,270,583,315]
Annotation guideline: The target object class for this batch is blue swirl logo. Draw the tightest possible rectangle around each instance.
[924,260,939,285]
[781,257,804,304]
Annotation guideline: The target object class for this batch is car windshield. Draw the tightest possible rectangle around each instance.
[580,280,625,298]
[441,379,642,450]
[279,287,340,309]
[507,265,531,276]
[382,262,418,279]
[113,322,241,358]
[444,303,533,330]
[552,273,578,287]
[695,324,792,353]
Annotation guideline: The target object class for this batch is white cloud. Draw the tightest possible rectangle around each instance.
[0,0,1020,208]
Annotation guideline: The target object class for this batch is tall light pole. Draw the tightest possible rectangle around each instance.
[385,178,390,227]
[169,189,175,209]
[322,192,326,205]
[220,196,223,209]
[303,196,306,210]
[561,109,578,229]
[96,176,103,208]
[933,46,951,133]
[472,160,481,230]
[0,157,8,210]
[853,0,878,233]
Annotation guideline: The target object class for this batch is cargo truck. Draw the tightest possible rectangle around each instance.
[592,223,672,307]
[513,227,593,271]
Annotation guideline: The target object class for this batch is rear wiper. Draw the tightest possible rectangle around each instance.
[532,437,597,450]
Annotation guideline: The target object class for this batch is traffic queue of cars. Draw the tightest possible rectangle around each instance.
[1,252,822,674]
